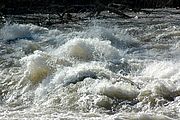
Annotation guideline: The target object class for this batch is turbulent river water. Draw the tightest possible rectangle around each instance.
[0,9,180,119]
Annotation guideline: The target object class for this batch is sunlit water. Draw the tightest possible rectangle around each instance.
[0,9,180,119]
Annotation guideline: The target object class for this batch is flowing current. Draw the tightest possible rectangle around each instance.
[0,9,180,119]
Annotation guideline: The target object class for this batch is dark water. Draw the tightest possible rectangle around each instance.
[0,9,180,119]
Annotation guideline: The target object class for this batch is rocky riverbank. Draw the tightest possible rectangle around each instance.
[0,0,180,15]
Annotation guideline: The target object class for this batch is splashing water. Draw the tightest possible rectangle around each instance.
[0,10,180,119]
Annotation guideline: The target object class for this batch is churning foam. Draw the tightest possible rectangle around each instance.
[0,23,48,41]
[53,37,122,61]
[20,51,52,83]
[138,60,180,104]
[1,17,180,119]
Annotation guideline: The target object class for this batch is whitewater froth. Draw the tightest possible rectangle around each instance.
[0,23,48,41]
[1,14,180,119]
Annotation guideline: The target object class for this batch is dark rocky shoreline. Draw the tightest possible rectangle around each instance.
[0,0,180,15]
[0,0,180,27]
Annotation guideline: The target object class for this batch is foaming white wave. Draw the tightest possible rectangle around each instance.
[97,80,139,100]
[81,26,140,50]
[2,15,180,119]
[0,23,48,41]
[138,79,180,105]
[53,38,122,61]
[114,112,173,120]
[35,62,138,112]
[84,26,117,40]
[138,80,174,103]
[20,50,72,84]
[142,61,180,80]
[35,60,136,105]
[20,51,52,83]
[38,29,67,45]
[138,60,180,103]
[33,61,139,112]
[0,108,173,120]
[19,40,41,54]
[51,62,111,85]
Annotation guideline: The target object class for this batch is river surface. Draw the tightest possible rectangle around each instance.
[0,9,180,119]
